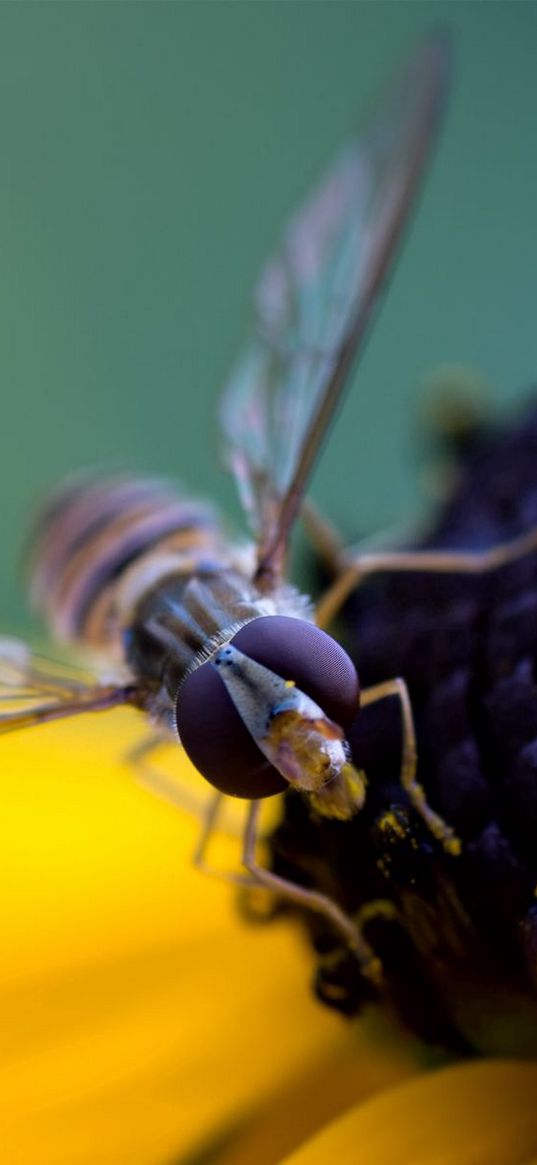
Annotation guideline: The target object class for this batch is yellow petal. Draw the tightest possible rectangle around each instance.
[282,1059,537,1165]
[211,1015,426,1165]
[0,711,419,1163]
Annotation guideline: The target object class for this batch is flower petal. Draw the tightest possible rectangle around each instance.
[0,711,419,1163]
[282,1059,537,1165]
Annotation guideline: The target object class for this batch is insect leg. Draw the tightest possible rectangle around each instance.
[301,500,345,573]
[0,684,134,733]
[361,678,460,856]
[242,800,383,983]
[127,732,228,822]
[302,502,417,578]
[315,524,537,628]
[193,791,257,887]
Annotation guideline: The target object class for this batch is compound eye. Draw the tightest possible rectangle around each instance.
[175,615,360,798]
[176,659,288,799]
[232,616,360,728]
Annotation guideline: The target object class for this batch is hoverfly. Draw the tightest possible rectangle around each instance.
[7,36,530,985]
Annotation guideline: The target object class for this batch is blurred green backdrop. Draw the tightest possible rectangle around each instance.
[0,1,536,631]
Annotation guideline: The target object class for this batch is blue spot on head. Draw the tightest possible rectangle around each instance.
[214,645,234,667]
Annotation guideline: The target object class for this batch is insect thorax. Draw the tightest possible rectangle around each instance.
[125,564,314,733]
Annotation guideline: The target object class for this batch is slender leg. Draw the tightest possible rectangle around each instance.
[0,637,136,731]
[128,737,249,878]
[127,732,229,822]
[316,524,537,628]
[301,500,345,573]
[241,800,383,983]
[0,683,133,733]
[128,735,262,850]
[192,792,381,955]
[193,790,258,888]
[302,502,419,579]
[361,678,461,856]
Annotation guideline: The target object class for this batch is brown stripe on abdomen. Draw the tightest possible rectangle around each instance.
[28,475,224,654]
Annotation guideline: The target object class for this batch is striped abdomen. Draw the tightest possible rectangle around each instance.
[28,475,231,658]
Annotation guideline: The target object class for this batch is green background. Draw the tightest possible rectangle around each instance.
[1,1,536,632]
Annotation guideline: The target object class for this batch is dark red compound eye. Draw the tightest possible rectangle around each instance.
[175,615,360,798]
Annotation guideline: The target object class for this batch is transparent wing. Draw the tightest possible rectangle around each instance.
[0,636,134,733]
[219,36,451,586]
